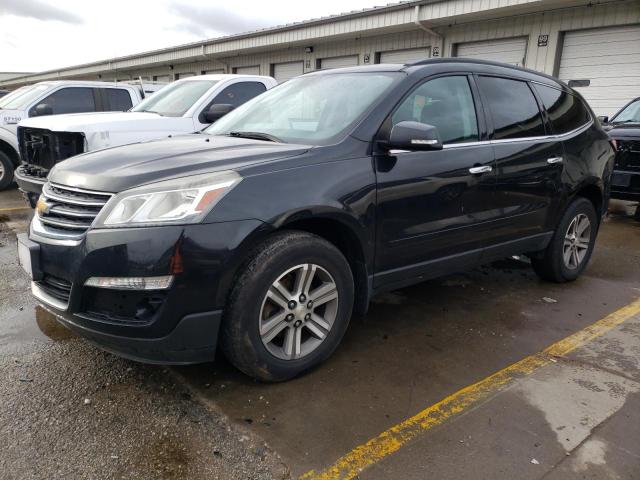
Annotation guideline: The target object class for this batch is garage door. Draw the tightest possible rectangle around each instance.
[319,55,359,70]
[234,65,260,75]
[456,37,528,67]
[379,47,430,64]
[203,69,224,75]
[273,61,304,83]
[177,72,195,79]
[558,25,640,117]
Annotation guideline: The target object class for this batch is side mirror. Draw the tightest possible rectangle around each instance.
[33,103,53,117]
[388,121,443,151]
[597,115,609,124]
[203,104,235,123]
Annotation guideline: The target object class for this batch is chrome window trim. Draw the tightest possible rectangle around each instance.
[32,281,69,311]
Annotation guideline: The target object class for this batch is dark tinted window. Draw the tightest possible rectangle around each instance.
[478,76,545,140]
[392,76,479,144]
[210,82,267,108]
[36,87,96,115]
[105,88,133,111]
[533,84,592,133]
[200,82,267,123]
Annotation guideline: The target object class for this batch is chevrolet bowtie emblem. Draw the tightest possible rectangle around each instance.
[36,198,50,216]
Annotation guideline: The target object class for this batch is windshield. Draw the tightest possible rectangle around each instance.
[0,84,50,110]
[611,99,640,123]
[0,86,30,109]
[205,72,401,145]
[132,80,218,117]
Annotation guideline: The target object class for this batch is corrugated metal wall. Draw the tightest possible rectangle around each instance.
[2,0,639,87]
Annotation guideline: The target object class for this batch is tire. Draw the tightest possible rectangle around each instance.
[531,197,598,282]
[220,231,354,382]
[0,151,14,191]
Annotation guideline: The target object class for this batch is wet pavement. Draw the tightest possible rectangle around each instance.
[1,185,639,479]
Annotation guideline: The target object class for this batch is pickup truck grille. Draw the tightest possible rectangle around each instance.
[18,126,85,172]
[615,140,640,171]
[37,183,113,234]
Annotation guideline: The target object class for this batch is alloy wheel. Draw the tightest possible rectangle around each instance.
[563,213,591,270]
[259,263,339,360]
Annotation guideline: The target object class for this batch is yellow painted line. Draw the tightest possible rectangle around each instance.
[0,206,30,213]
[300,297,640,480]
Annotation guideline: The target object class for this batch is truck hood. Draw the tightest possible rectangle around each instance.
[49,134,310,192]
[607,123,640,140]
[18,111,174,133]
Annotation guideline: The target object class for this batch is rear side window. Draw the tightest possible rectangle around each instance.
[532,84,591,134]
[477,76,545,140]
[34,87,96,115]
[391,76,479,144]
[105,88,133,111]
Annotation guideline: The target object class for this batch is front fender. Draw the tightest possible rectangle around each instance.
[0,127,19,161]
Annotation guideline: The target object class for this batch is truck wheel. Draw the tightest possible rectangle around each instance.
[531,197,598,282]
[220,231,354,382]
[0,151,14,191]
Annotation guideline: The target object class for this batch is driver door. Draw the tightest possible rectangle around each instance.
[374,75,497,288]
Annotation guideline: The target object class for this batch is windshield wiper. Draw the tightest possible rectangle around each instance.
[228,131,283,143]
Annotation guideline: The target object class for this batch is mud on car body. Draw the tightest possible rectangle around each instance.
[18,59,615,381]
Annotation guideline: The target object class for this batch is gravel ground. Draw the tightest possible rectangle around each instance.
[0,214,290,480]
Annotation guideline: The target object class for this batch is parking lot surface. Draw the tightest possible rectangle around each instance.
[1,186,639,479]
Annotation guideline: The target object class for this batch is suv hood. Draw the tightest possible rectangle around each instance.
[19,111,175,133]
[49,134,310,192]
[607,123,640,139]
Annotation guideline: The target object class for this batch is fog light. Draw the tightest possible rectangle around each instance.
[84,276,173,290]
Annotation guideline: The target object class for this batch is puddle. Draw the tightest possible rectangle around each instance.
[35,305,75,341]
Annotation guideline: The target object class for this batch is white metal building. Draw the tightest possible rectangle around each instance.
[1,0,638,116]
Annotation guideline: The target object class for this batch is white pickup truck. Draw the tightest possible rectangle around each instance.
[0,80,162,190]
[15,74,277,203]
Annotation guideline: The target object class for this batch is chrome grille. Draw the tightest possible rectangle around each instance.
[37,183,113,235]
[616,140,640,170]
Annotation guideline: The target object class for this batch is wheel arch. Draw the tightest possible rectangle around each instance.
[0,138,19,166]
[573,181,604,218]
[216,212,372,316]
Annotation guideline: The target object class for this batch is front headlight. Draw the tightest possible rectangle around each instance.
[94,171,241,227]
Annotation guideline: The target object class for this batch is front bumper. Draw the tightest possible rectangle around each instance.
[14,165,46,207]
[610,169,640,201]
[22,218,265,364]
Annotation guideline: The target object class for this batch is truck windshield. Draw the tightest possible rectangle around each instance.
[205,72,401,145]
[611,99,640,124]
[0,84,50,110]
[132,80,218,117]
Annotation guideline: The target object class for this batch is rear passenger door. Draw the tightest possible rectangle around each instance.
[476,75,564,246]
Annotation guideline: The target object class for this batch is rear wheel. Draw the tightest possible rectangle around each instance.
[0,151,14,191]
[220,231,354,382]
[531,197,598,282]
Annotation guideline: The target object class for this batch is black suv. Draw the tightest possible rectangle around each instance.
[18,60,615,381]
[598,97,640,203]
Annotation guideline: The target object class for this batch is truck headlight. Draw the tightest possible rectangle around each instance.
[94,171,241,227]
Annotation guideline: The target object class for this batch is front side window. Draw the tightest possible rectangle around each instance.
[478,76,545,140]
[32,87,96,115]
[391,76,479,144]
[533,84,591,134]
[205,73,400,145]
[199,82,267,123]
[610,98,640,124]
[132,80,218,117]
[105,88,133,111]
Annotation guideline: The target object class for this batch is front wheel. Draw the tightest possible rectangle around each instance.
[220,231,354,382]
[0,151,14,191]
[531,197,598,282]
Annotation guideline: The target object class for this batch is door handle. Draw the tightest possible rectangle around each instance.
[547,156,563,164]
[468,165,493,174]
